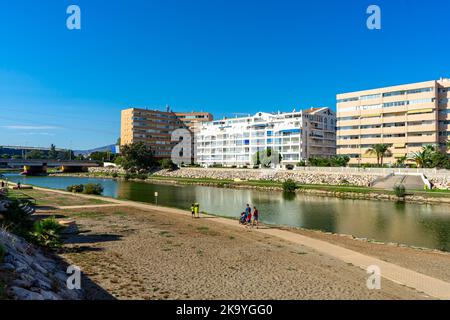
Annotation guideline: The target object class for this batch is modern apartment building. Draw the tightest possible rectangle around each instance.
[196,107,336,167]
[120,107,213,159]
[336,78,450,165]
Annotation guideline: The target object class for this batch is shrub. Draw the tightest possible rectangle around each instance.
[393,184,406,198]
[282,179,297,193]
[83,183,104,195]
[0,200,33,237]
[161,159,177,170]
[136,173,148,180]
[30,217,64,249]
[124,173,131,181]
[66,184,84,193]
[111,172,118,178]
[296,160,306,167]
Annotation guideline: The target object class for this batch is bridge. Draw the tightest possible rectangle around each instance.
[0,159,99,175]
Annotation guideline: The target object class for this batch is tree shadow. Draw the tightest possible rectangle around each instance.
[51,254,116,300]
[64,233,123,245]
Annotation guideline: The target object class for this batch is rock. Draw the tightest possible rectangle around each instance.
[9,286,44,300]
[59,288,83,300]
[36,279,53,291]
[32,262,48,274]
[40,290,61,300]
[12,279,32,289]
[0,263,15,271]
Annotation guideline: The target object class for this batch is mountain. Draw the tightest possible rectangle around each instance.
[74,144,118,156]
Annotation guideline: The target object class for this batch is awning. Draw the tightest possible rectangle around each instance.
[279,129,301,134]
[393,153,406,158]
[361,113,381,118]
[407,108,434,115]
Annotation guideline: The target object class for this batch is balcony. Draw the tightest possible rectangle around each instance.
[407,124,436,133]
[382,126,406,135]
[407,135,437,144]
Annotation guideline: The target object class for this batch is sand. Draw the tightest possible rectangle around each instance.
[37,206,433,300]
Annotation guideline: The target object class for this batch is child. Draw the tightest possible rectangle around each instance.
[191,203,195,218]
[253,206,259,228]
[246,210,252,226]
[239,212,246,224]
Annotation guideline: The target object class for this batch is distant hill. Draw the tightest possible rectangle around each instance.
[74,144,118,156]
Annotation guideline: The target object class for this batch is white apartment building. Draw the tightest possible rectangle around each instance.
[196,107,336,167]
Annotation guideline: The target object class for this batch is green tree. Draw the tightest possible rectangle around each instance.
[120,142,156,172]
[395,155,407,167]
[409,150,427,168]
[161,158,177,170]
[365,144,392,166]
[48,144,58,159]
[25,150,45,159]
[252,148,282,167]
[408,145,445,168]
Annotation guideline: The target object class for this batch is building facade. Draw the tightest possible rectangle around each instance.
[196,107,336,167]
[120,108,213,159]
[336,78,450,165]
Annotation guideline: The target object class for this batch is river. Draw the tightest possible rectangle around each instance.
[4,174,450,251]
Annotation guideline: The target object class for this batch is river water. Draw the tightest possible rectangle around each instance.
[4,174,450,251]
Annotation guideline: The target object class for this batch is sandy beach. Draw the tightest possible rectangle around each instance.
[35,203,435,300]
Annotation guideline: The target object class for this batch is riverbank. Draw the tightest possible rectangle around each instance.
[4,184,450,298]
[34,201,434,299]
[47,170,450,205]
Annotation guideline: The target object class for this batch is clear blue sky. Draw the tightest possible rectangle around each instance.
[1,0,449,149]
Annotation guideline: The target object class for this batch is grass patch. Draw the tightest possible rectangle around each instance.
[71,211,105,218]
[159,231,174,237]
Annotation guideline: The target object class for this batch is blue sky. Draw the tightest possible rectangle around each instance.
[1,0,449,149]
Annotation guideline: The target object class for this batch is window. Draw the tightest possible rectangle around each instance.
[360,93,381,100]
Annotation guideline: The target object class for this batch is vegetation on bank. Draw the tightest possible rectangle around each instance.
[0,196,64,249]
[67,183,104,195]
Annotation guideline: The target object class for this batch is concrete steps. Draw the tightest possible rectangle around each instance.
[372,174,425,190]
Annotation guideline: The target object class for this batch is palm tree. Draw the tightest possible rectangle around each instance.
[396,155,407,167]
[366,144,392,166]
[409,150,428,168]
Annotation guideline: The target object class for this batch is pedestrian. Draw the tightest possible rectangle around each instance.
[17,182,21,190]
[191,203,195,219]
[194,203,200,218]
[253,206,259,228]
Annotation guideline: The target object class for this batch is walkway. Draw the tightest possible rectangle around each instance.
[32,186,450,299]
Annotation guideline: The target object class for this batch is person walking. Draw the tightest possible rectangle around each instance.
[191,203,195,219]
[253,206,259,228]
[244,204,251,226]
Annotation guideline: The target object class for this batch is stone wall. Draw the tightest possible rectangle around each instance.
[429,176,450,190]
[0,230,84,300]
[153,168,381,187]
[88,166,125,174]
